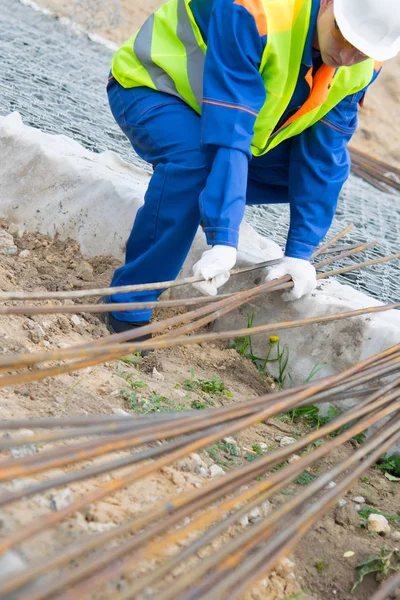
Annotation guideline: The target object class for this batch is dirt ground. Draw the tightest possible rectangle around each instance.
[35,0,400,166]
[0,221,399,599]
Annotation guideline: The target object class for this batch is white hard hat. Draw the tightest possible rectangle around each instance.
[334,0,400,62]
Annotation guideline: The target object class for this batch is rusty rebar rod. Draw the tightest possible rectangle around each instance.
[370,572,400,600]
[0,351,397,486]
[51,405,400,600]
[8,387,400,600]
[0,344,393,554]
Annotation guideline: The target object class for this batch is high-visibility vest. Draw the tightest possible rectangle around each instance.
[112,0,376,156]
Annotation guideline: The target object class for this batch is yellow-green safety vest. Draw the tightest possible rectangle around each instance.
[111,0,376,156]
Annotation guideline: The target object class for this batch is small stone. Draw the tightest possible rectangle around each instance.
[8,223,24,238]
[152,367,165,381]
[248,507,261,523]
[355,505,361,512]
[239,516,249,528]
[190,453,207,468]
[71,315,81,327]
[288,454,301,464]
[8,429,36,459]
[50,488,75,511]
[209,464,226,478]
[75,261,94,282]
[223,437,237,446]
[195,467,208,478]
[258,443,269,451]
[277,557,296,575]
[337,499,347,508]
[279,436,296,447]
[390,531,400,541]
[352,496,365,504]
[261,501,271,517]
[0,551,26,583]
[0,230,18,255]
[19,249,30,258]
[368,514,391,534]
[326,481,337,489]
[87,521,116,533]
[343,551,355,558]
[7,247,17,256]
[56,315,71,333]
[335,503,359,528]
[112,408,131,417]
[28,326,45,344]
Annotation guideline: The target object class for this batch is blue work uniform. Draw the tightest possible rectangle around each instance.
[107,0,378,322]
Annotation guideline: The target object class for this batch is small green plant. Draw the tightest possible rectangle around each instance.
[352,548,399,592]
[360,476,370,483]
[119,355,141,366]
[316,559,330,572]
[271,461,289,472]
[305,361,331,383]
[191,397,215,410]
[376,453,400,478]
[231,312,259,362]
[245,452,257,462]
[183,369,231,396]
[223,441,239,457]
[358,504,400,526]
[206,441,236,468]
[251,444,264,455]
[295,471,315,485]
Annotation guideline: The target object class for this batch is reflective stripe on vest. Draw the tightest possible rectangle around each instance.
[113,0,205,112]
[112,0,375,156]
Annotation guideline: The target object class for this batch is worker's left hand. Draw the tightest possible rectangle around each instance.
[192,245,237,296]
[265,256,317,301]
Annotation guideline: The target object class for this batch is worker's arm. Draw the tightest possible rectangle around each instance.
[286,78,378,261]
[198,0,267,249]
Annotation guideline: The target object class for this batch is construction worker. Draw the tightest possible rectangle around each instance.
[104,0,400,338]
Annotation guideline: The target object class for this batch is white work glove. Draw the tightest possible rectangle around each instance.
[192,245,237,296]
[265,256,317,301]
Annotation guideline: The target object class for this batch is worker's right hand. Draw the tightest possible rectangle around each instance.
[265,256,317,301]
[192,246,237,296]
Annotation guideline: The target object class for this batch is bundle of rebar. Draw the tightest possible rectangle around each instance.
[0,225,398,599]
[350,147,400,194]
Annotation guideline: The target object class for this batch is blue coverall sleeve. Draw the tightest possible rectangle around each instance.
[199,0,267,249]
[286,88,369,260]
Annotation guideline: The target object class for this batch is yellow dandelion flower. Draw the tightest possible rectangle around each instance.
[269,335,280,344]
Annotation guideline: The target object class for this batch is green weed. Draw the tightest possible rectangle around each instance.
[352,548,399,592]
[376,454,400,478]
[206,441,237,469]
[295,471,315,485]
[191,397,215,410]
[183,368,231,396]
[316,559,330,572]
[305,361,331,383]
[358,504,400,525]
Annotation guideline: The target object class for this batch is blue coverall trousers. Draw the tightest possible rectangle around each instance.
[107,79,290,323]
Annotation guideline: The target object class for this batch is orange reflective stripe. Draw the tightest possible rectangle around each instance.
[234,0,267,36]
[203,99,259,117]
[305,66,313,89]
[271,64,335,137]
[320,118,343,133]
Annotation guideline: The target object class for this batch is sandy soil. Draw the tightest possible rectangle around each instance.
[0,221,399,598]
[36,0,400,166]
